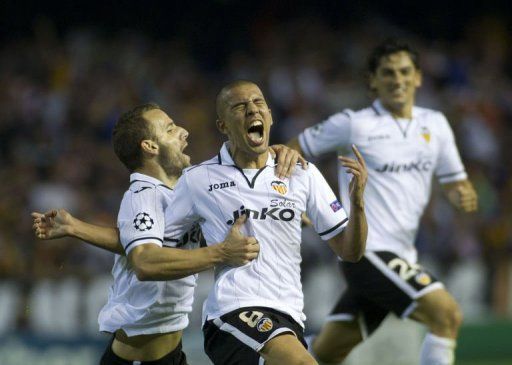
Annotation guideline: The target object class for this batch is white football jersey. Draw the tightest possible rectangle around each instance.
[299,99,467,263]
[165,143,348,327]
[98,173,200,336]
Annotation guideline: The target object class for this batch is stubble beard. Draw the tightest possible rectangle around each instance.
[158,145,190,178]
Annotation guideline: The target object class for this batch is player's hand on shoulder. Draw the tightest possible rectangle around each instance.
[338,144,368,209]
[270,144,308,179]
[220,215,259,266]
[31,208,74,240]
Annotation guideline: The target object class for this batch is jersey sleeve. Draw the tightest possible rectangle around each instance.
[117,188,165,255]
[435,114,468,184]
[298,111,352,158]
[305,163,349,241]
[164,173,201,240]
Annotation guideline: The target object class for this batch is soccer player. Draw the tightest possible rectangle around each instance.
[288,39,478,365]
[162,80,368,365]
[33,103,263,365]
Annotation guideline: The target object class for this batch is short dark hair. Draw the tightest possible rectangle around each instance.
[367,39,420,74]
[112,103,160,172]
[216,80,257,119]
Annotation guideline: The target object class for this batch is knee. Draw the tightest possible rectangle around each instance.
[313,340,355,364]
[429,300,463,333]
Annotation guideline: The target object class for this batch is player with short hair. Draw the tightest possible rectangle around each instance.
[288,39,478,365]
[163,80,368,365]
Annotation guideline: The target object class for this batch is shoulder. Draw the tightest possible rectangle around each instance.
[291,161,322,180]
[183,155,222,175]
[121,180,170,208]
[415,105,446,121]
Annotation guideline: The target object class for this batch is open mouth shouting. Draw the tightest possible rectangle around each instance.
[247,120,265,146]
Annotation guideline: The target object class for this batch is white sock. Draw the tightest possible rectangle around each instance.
[420,333,456,365]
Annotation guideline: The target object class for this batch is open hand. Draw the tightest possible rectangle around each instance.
[32,209,73,240]
[338,145,368,209]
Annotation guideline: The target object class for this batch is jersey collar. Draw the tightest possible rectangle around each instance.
[372,99,420,119]
[218,142,275,167]
[130,172,167,187]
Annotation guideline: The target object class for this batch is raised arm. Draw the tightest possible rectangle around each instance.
[328,145,368,262]
[32,209,123,254]
[442,179,478,213]
[128,216,259,281]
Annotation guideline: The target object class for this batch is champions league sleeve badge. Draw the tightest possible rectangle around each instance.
[330,200,343,212]
[133,212,154,231]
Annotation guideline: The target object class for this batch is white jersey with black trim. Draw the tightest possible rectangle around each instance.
[98,173,201,336]
[299,99,467,263]
[165,142,348,327]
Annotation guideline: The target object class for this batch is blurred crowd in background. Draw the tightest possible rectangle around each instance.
[1,12,511,338]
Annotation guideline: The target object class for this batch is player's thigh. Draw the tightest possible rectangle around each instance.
[409,288,463,333]
[261,333,317,365]
[314,319,362,359]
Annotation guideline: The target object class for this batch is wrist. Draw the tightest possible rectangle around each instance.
[210,243,227,265]
[66,216,78,237]
[350,197,365,210]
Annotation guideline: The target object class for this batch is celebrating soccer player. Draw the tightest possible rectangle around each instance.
[164,80,368,365]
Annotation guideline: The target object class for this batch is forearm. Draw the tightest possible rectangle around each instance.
[131,244,227,281]
[329,205,367,262]
[286,137,304,155]
[68,217,123,254]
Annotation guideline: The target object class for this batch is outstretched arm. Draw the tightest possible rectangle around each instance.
[328,145,368,262]
[442,179,478,213]
[128,216,260,281]
[32,209,123,254]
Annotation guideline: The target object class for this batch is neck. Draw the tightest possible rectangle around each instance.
[228,144,268,169]
[381,100,414,119]
[135,164,180,188]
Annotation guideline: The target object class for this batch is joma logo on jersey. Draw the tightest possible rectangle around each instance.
[208,181,236,192]
[271,180,287,195]
[375,160,433,173]
[226,205,295,225]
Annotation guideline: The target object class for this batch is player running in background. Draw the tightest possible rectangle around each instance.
[288,39,478,365]
[163,80,368,365]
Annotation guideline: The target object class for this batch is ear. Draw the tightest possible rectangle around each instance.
[141,139,158,156]
[216,119,228,135]
[415,70,422,88]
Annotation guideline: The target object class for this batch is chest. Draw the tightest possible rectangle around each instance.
[197,168,306,226]
[349,119,441,174]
